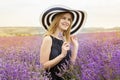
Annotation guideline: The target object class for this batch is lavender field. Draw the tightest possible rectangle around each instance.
[0,31,120,80]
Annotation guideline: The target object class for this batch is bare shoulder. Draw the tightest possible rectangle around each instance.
[42,36,52,44]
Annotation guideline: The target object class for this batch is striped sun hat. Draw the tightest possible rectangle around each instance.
[40,6,87,35]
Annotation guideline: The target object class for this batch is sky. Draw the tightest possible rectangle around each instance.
[0,0,120,28]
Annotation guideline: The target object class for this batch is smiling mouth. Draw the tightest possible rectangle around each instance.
[62,22,69,26]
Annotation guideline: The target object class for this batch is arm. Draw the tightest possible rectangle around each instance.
[71,45,78,63]
[70,35,79,63]
[40,36,66,70]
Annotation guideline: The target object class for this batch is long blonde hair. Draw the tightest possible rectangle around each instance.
[44,12,73,42]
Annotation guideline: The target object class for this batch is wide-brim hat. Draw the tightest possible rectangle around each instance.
[40,5,87,35]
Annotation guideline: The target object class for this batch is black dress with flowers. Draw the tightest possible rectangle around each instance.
[47,35,71,80]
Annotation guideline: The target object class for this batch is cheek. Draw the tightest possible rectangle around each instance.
[68,22,71,26]
[59,19,64,23]
[58,22,62,28]
[58,20,63,27]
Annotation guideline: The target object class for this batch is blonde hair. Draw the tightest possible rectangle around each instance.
[44,12,73,42]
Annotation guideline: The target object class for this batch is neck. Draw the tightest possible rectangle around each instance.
[53,28,64,40]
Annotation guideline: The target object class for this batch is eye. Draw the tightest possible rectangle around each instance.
[68,18,71,21]
[62,17,66,20]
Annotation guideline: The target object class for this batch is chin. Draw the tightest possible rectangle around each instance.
[62,27,69,31]
[62,28,68,31]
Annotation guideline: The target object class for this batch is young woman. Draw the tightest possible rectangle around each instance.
[40,6,86,80]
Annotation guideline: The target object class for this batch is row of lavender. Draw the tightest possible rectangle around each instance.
[0,32,120,80]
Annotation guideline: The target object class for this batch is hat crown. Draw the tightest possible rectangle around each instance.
[40,6,87,35]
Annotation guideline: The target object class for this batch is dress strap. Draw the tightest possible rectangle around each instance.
[50,35,54,40]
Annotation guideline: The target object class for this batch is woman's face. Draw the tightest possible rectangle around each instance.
[58,13,72,31]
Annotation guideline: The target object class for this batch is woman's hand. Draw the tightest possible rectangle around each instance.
[70,35,79,63]
[60,42,70,58]
[70,35,79,47]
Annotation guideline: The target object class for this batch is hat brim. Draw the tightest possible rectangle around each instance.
[40,6,87,35]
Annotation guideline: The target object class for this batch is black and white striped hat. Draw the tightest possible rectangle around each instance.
[40,6,87,35]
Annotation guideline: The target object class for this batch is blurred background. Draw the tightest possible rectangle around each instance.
[0,0,120,28]
[0,0,120,36]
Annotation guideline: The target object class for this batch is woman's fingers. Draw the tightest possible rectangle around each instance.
[70,35,77,40]
[61,42,70,57]
[63,42,70,50]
